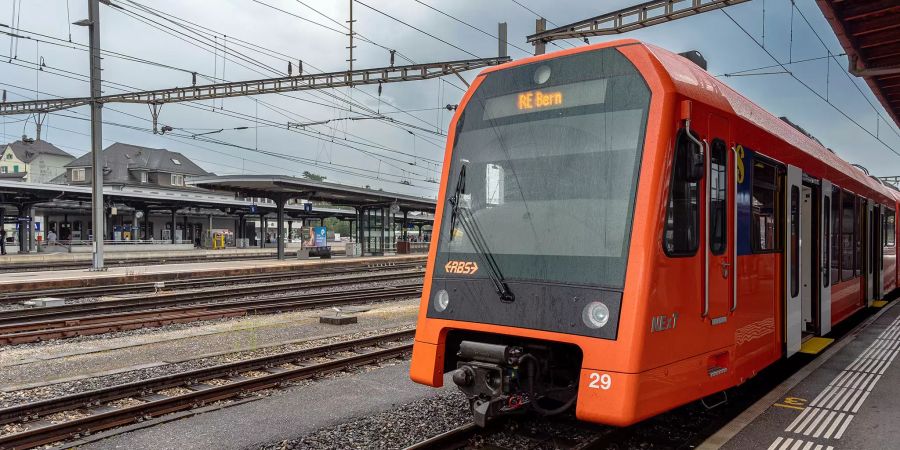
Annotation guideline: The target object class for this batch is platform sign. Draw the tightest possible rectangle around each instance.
[304,203,313,213]
[314,226,327,247]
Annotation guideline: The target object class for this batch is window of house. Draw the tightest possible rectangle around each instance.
[841,191,855,281]
[0,166,6,173]
[71,168,85,182]
[751,160,779,252]
[172,159,181,165]
[12,165,19,173]
[171,174,184,186]
[140,172,148,183]
[663,130,701,256]
[5,153,11,160]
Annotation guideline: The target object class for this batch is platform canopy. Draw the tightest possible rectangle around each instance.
[817,1,900,128]
[187,175,437,213]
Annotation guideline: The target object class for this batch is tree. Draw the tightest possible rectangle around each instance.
[302,171,326,182]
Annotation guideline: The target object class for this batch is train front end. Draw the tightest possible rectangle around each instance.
[411,41,664,427]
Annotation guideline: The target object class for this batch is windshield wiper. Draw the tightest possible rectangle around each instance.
[448,164,515,302]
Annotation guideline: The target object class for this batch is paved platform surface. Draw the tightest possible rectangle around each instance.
[0,254,425,292]
[0,245,345,265]
[79,362,448,450]
[720,302,900,450]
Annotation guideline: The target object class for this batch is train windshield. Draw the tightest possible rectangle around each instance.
[436,47,651,288]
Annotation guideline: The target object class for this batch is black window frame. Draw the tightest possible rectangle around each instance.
[709,138,728,255]
[823,192,831,287]
[885,208,896,247]
[841,190,856,282]
[663,129,702,257]
[750,158,782,254]
[831,186,841,283]
[790,185,800,297]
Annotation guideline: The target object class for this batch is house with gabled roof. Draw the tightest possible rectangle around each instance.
[64,142,210,188]
[1,138,75,183]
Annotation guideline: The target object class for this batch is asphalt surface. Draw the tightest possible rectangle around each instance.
[721,302,900,450]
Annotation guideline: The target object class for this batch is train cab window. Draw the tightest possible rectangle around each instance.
[841,192,856,282]
[885,209,896,247]
[709,139,727,255]
[751,160,779,252]
[831,187,841,283]
[663,130,701,256]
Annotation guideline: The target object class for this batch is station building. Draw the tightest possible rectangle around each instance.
[0,140,434,257]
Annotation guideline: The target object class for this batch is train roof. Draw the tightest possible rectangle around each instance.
[641,41,900,205]
[480,39,899,205]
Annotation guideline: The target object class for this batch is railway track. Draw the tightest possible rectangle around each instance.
[0,269,422,325]
[0,282,422,346]
[0,249,349,273]
[0,260,423,303]
[0,330,415,449]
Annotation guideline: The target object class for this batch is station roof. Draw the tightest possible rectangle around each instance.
[817,1,900,127]
[187,175,437,213]
[0,180,362,219]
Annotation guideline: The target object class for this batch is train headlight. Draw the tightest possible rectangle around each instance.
[582,301,610,329]
[433,289,450,312]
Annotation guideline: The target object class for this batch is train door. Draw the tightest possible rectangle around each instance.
[820,180,833,335]
[705,115,733,324]
[785,165,802,357]
[865,201,875,305]
[869,204,881,303]
[800,182,819,335]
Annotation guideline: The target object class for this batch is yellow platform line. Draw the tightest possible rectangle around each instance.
[799,337,834,355]
[873,300,888,308]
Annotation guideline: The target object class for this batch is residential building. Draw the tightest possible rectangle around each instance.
[0,138,75,183]
[63,142,210,187]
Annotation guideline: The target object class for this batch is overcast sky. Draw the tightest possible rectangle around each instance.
[2,0,899,198]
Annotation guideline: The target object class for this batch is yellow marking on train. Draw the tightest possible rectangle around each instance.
[873,300,888,308]
[799,337,834,355]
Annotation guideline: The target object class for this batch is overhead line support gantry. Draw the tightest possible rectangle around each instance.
[0,57,509,116]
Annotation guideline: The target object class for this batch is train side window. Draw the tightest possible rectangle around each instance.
[855,198,864,278]
[824,194,831,287]
[751,160,779,252]
[841,192,855,282]
[831,187,841,283]
[790,186,800,297]
[885,209,896,247]
[709,139,727,255]
[663,130,701,256]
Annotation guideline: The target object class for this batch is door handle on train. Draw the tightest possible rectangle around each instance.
[720,260,731,278]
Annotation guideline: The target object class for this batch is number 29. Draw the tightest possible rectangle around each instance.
[588,372,612,390]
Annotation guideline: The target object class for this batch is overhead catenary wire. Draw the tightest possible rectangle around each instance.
[788,1,900,142]
[720,9,900,159]
[125,0,451,134]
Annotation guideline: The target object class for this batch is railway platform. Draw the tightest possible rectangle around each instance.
[707,301,900,450]
[0,253,426,293]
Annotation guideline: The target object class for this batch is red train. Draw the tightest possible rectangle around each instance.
[410,38,899,426]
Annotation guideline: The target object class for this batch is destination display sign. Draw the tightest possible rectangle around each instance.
[482,78,608,120]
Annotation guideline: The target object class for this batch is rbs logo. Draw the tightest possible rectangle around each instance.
[445,260,479,275]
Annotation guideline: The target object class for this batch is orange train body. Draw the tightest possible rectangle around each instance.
[410,39,900,426]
